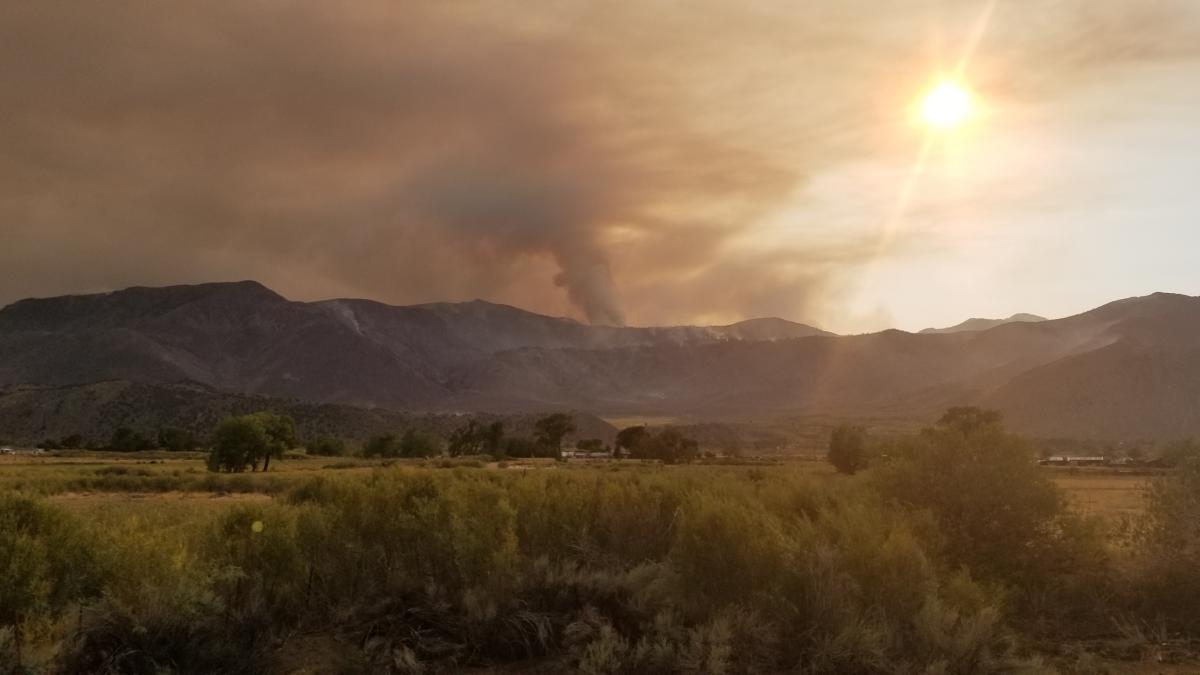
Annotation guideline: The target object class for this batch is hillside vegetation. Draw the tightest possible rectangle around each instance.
[0,381,615,448]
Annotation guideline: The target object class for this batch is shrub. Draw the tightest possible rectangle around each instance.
[37,462,1074,672]
[1135,458,1200,631]
[0,496,104,669]
[873,410,1062,580]
[827,424,869,474]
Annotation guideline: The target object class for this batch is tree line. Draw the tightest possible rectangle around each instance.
[825,406,1200,476]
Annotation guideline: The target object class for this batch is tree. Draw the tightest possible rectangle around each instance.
[253,412,297,472]
[400,429,443,458]
[157,426,197,452]
[208,417,266,472]
[109,427,153,452]
[827,425,870,475]
[614,425,648,459]
[534,413,576,457]
[307,435,347,457]
[444,420,505,458]
[363,433,402,458]
[60,434,85,450]
[936,406,1003,437]
[630,428,699,464]
[483,421,506,459]
[206,412,296,472]
[448,421,483,457]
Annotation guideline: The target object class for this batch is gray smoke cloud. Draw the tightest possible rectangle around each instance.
[2,1,1198,327]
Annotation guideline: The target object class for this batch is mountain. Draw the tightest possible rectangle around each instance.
[920,313,1046,334]
[2,282,1199,440]
[0,281,827,408]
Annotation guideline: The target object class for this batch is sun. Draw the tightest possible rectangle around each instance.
[920,81,972,129]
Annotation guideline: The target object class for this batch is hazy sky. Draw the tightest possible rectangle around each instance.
[4,1,1200,332]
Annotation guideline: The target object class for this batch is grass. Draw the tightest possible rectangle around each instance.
[1052,473,1149,521]
[1,452,1146,518]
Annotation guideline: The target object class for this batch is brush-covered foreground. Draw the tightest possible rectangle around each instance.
[3,422,1200,674]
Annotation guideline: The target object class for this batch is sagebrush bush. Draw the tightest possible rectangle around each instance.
[0,494,105,670]
[9,446,1184,674]
[870,411,1111,618]
[1134,459,1200,632]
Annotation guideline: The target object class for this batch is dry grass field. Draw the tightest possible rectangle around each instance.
[0,452,1155,522]
[1053,472,1150,521]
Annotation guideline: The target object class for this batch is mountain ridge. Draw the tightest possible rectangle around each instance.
[2,282,1198,440]
[919,313,1047,334]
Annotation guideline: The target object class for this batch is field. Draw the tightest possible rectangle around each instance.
[3,445,1198,674]
[2,452,1151,523]
[1052,471,1152,522]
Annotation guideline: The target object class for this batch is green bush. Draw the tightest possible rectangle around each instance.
[827,424,870,474]
[875,409,1071,584]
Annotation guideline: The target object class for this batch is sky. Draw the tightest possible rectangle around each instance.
[3,1,1200,333]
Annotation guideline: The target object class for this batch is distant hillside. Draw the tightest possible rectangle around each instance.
[0,281,828,410]
[920,313,1046,334]
[0,380,616,447]
[2,282,1200,440]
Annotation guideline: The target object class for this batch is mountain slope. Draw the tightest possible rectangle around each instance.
[2,283,1199,440]
[0,281,828,408]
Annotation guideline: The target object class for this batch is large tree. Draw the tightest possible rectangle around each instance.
[631,427,699,464]
[207,412,296,472]
[448,421,484,457]
[534,413,576,457]
[254,412,297,472]
[614,425,648,459]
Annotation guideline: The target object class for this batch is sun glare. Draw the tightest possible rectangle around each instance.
[920,81,971,129]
